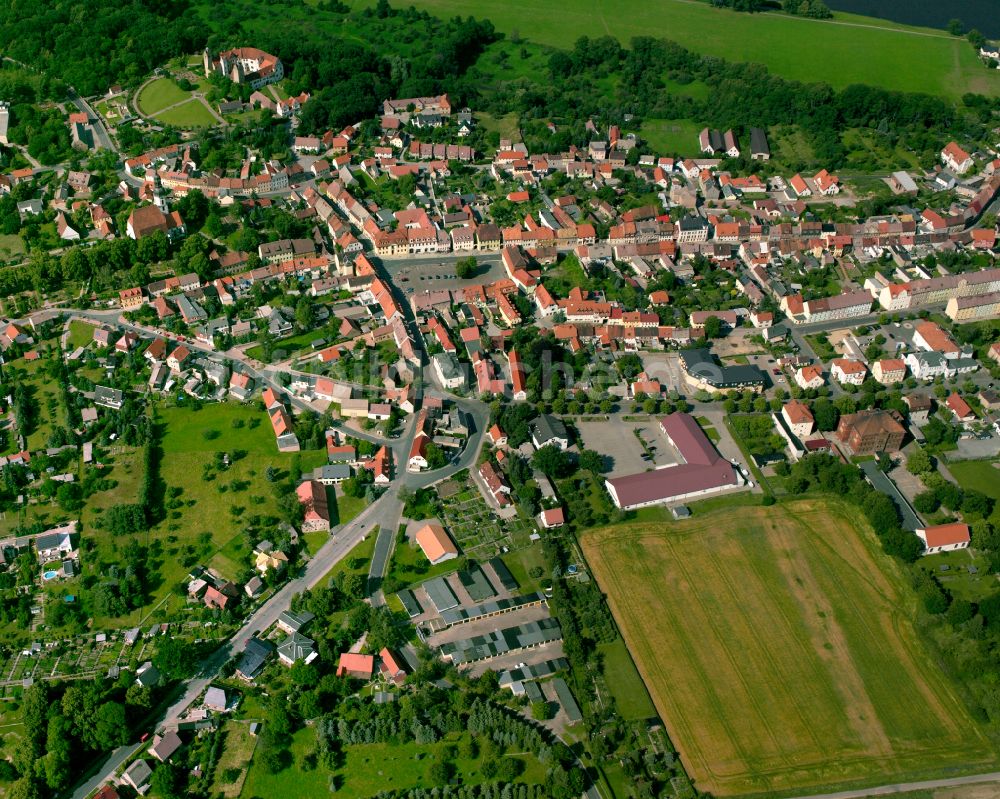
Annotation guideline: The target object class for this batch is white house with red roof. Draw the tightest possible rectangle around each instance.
[830,358,867,386]
[916,522,970,554]
[538,507,565,529]
[941,141,973,175]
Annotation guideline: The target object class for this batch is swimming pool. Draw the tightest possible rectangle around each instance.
[42,570,58,580]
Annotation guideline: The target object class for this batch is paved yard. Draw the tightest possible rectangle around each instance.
[466,640,565,678]
[637,352,684,393]
[576,419,677,477]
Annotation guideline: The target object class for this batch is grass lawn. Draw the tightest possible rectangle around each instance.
[597,638,657,721]
[244,727,546,798]
[336,492,367,526]
[500,541,546,592]
[136,77,190,115]
[66,320,97,349]
[9,356,67,453]
[0,233,24,259]
[582,498,998,797]
[353,0,1000,98]
[209,720,258,798]
[385,534,459,591]
[477,111,521,143]
[638,118,703,157]
[947,459,1000,526]
[154,98,217,128]
[85,402,324,622]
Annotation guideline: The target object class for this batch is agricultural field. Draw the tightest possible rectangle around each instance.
[354,0,1000,98]
[582,499,998,797]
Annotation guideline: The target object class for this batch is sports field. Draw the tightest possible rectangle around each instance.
[582,499,997,796]
[352,0,1000,98]
[135,77,190,115]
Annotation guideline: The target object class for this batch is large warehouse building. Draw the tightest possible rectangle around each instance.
[605,413,745,510]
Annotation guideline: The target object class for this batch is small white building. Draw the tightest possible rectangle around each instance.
[915,523,970,555]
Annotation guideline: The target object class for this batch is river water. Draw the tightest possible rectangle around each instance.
[826,0,1000,39]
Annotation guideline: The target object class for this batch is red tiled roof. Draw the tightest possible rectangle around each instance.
[920,522,970,548]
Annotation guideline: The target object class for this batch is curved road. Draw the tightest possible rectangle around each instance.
[64,302,490,799]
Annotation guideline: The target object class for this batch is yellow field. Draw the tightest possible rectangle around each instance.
[582,500,997,797]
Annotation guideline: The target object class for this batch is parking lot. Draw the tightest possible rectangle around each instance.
[637,352,684,393]
[386,256,506,294]
[576,418,679,477]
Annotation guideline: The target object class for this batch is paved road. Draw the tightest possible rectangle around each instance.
[69,743,142,799]
[70,478,408,799]
[786,771,1000,799]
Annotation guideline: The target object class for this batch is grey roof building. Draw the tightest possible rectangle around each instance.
[94,385,124,410]
[236,638,273,682]
[531,414,569,451]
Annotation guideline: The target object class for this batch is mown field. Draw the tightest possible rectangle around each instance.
[345,0,1000,98]
[581,499,998,797]
[135,77,190,115]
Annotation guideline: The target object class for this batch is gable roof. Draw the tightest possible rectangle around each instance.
[919,522,970,548]
[414,522,458,563]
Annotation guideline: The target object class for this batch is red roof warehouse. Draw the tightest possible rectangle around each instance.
[604,413,744,510]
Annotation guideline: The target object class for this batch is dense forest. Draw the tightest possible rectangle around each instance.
[0,0,203,95]
[0,0,992,171]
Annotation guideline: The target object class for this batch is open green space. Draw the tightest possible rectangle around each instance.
[66,320,97,349]
[89,402,323,620]
[242,727,546,798]
[637,118,703,157]
[353,0,1000,98]
[597,639,657,721]
[155,98,217,128]
[135,77,190,115]
[582,498,998,797]
[0,233,24,259]
[5,356,68,454]
[948,459,1000,526]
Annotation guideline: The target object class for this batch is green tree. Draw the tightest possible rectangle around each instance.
[149,762,183,799]
[532,445,573,479]
[153,635,199,678]
[578,449,604,474]
[702,315,724,340]
[455,256,477,279]
[93,702,129,750]
[906,448,933,475]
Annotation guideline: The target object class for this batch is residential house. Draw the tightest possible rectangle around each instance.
[236,638,274,682]
[872,358,906,385]
[830,358,867,386]
[781,401,814,438]
[946,392,976,423]
[414,522,459,564]
[337,652,375,679]
[296,480,331,532]
[941,141,973,174]
[122,760,152,794]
